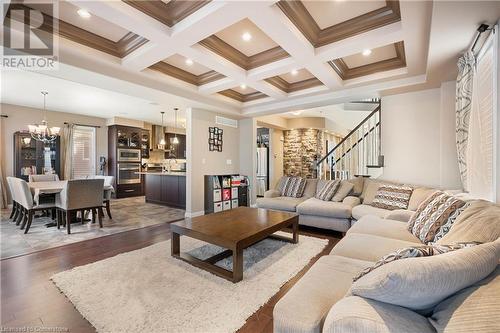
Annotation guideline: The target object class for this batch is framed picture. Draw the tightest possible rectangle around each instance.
[209,126,223,151]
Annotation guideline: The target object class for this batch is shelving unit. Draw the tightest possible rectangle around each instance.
[204,174,249,214]
[14,131,60,181]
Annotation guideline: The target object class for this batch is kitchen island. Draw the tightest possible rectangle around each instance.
[138,172,186,209]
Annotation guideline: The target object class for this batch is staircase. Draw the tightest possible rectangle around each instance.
[317,103,383,180]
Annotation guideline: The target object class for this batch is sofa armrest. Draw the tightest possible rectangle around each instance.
[323,296,435,333]
[342,196,361,208]
[385,209,415,223]
[264,190,281,198]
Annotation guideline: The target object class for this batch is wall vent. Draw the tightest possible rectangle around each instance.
[215,116,238,128]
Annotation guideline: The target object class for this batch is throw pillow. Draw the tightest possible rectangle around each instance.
[353,242,481,282]
[276,176,289,194]
[349,241,500,311]
[346,176,365,196]
[437,200,500,244]
[331,181,354,202]
[360,179,382,204]
[407,191,466,244]
[408,187,438,211]
[315,180,340,201]
[371,184,414,210]
[281,177,306,198]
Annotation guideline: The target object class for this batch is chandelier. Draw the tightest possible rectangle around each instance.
[172,107,179,144]
[28,91,60,143]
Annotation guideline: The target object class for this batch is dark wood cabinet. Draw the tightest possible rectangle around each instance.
[144,174,186,209]
[14,132,61,181]
[108,125,149,198]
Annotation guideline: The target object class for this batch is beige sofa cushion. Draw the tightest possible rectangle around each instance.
[349,241,500,311]
[351,204,391,220]
[408,187,437,211]
[256,196,306,212]
[360,179,381,204]
[273,255,373,333]
[349,216,422,243]
[331,181,354,202]
[303,179,318,198]
[330,233,421,262]
[297,198,351,219]
[323,296,435,333]
[429,265,500,333]
[385,209,415,222]
[263,189,281,198]
[346,176,365,196]
[437,200,500,244]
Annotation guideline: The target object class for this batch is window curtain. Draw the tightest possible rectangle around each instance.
[61,123,74,180]
[455,51,476,191]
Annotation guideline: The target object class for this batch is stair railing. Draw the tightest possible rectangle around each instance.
[317,104,382,180]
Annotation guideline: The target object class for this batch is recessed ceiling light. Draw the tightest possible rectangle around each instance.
[185,58,193,66]
[290,110,302,116]
[240,83,247,89]
[362,49,372,56]
[77,9,91,18]
[242,32,252,41]
[291,69,299,76]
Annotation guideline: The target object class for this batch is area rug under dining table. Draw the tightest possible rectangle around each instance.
[51,232,328,333]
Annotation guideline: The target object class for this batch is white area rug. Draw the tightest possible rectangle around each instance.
[51,232,328,333]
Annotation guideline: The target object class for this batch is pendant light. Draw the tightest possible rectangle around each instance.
[159,111,166,146]
[172,107,179,144]
[28,91,60,143]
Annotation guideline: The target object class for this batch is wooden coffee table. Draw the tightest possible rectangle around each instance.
[170,207,299,283]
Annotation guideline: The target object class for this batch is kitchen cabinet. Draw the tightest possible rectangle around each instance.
[144,173,186,209]
[14,132,61,181]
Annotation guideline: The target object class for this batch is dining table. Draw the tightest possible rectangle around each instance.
[28,180,114,227]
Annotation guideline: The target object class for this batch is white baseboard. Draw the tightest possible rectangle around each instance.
[184,211,205,218]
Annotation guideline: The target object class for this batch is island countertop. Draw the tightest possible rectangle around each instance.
[136,171,186,176]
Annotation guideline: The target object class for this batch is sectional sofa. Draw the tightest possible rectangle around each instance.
[256,177,437,233]
[273,200,500,333]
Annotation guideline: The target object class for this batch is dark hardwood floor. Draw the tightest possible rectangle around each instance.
[1,222,340,332]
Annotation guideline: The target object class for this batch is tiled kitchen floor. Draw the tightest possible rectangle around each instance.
[0,196,185,259]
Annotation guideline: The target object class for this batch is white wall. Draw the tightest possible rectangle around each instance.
[269,128,284,189]
[380,84,462,189]
[239,118,257,206]
[0,103,108,183]
[186,108,240,215]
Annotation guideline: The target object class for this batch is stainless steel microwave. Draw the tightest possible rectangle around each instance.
[117,148,141,162]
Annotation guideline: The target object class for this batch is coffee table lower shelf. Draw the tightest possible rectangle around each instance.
[171,229,298,283]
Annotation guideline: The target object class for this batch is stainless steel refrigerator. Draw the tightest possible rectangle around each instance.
[256,147,268,196]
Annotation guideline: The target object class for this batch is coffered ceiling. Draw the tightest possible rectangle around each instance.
[3,0,438,116]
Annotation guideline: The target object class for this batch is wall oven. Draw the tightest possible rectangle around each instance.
[117,148,141,162]
[117,163,141,184]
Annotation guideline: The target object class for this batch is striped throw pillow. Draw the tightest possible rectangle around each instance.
[408,191,466,244]
[371,184,413,210]
[315,180,340,201]
[282,177,306,198]
[276,176,289,195]
[353,242,481,282]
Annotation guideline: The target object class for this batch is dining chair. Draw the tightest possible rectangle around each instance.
[93,175,115,219]
[10,178,56,234]
[28,174,60,182]
[55,179,105,234]
[6,177,20,222]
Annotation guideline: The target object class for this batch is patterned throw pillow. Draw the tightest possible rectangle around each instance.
[281,177,307,198]
[276,176,289,195]
[353,242,481,282]
[371,184,413,210]
[315,180,340,201]
[408,191,466,244]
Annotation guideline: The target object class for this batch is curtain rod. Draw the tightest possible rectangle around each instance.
[469,23,491,53]
[64,122,101,128]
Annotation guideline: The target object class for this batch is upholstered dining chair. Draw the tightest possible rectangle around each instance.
[55,179,105,234]
[93,175,115,219]
[28,174,60,182]
[6,177,21,224]
[10,178,56,234]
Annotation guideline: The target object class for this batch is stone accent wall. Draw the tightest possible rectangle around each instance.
[283,128,324,178]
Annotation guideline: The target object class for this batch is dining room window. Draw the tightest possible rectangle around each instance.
[72,125,96,179]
